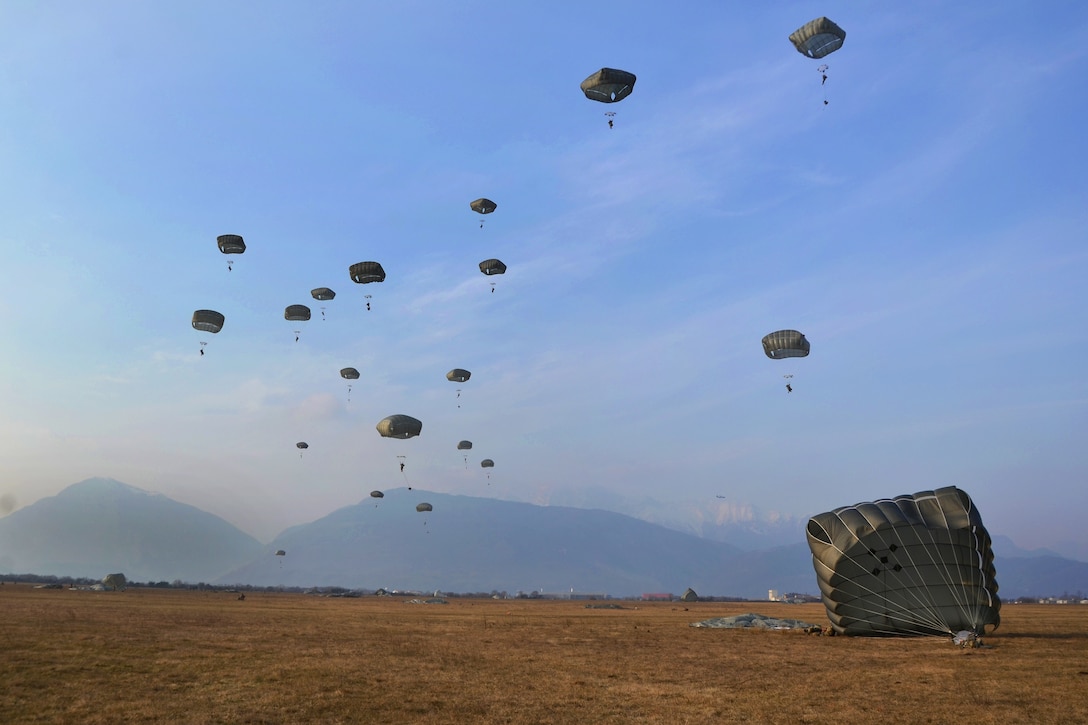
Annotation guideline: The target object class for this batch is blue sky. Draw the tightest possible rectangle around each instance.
[2,2,1086,556]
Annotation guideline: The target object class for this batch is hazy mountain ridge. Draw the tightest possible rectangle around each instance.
[2,480,1086,598]
[0,478,264,582]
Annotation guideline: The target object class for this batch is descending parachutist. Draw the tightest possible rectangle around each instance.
[400,462,405,473]
[786,383,793,393]
[199,348,204,356]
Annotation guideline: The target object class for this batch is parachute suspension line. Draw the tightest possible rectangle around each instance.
[294,330,301,343]
[199,341,207,356]
[784,374,794,394]
[490,282,496,294]
[605,111,615,129]
[227,260,233,272]
[321,307,326,321]
[818,64,829,105]
[365,294,372,312]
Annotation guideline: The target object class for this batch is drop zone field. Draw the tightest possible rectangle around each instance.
[2,585,1086,723]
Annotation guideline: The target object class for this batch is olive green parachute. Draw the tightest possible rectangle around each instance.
[806,486,1000,637]
[275,549,286,556]
[789,17,846,59]
[217,234,245,254]
[447,369,471,383]
[479,259,507,276]
[480,459,494,468]
[580,68,636,103]
[376,414,423,439]
[311,287,335,301]
[285,305,311,322]
[416,502,433,513]
[340,367,360,380]
[370,490,384,499]
[457,440,473,450]
[296,442,308,450]
[349,261,386,284]
[470,198,497,215]
[762,330,810,359]
[192,310,225,334]
[102,573,127,591]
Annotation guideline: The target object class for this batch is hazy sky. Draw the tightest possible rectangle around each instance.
[2,2,1086,554]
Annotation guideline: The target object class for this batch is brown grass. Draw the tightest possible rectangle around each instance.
[1,585,1086,723]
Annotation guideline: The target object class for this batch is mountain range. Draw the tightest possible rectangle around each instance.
[1,478,1085,599]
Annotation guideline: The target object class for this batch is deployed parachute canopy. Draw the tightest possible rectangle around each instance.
[446,369,471,383]
[285,305,311,322]
[806,486,1000,637]
[370,490,384,499]
[376,414,423,439]
[789,17,846,59]
[581,68,636,103]
[762,330,810,359]
[217,234,245,271]
[349,261,386,284]
[311,287,335,301]
[457,440,473,450]
[340,367,360,380]
[192,309,225,334]
[479,259,506,275]
[470,198,496,227]
[480,459,494,468]
[416,502,433,513]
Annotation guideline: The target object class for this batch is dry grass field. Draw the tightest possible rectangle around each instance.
[1,585,1086,724]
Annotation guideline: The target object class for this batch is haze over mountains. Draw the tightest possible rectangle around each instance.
[1,478,1085,599]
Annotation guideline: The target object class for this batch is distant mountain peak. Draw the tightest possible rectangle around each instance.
[61,477,160,497]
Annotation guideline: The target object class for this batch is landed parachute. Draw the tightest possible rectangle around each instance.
[217,234,245,271]
[806,486,1000,637]
[376,414,423,439]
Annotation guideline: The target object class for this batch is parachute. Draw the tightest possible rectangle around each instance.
[762,330,810,359]
[580,68,636,103]
[296,441,308,458]
[481,458,495,483]
[457,440,473,450]
[376,414,423,439]
[275,550,286,556]
[349,261,386,284]
[101,573,127,591]
[370,490,384,499]
[806,486,1001,637]
[217,234,245,271]
[311,288,335,301]
[340,367,360,380]
[470,198,496,227]
[789,17,845,104]
[192,310,225,355]
[447,369,471,383]
[480,259,506,292]
[789,17,846,59]
[416,502,433,513]
[285,305,311,342]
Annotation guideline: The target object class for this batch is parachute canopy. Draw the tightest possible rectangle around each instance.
[275,550,286,556]
[480,459,494,468]
[580,68,636,103]
[340,367,360,380]
[102,573,127,590]
[192,310,225,334]
[806,486,1000,637]
[447,369,471,383]
[217,234,246,255]
[296,442,308,450]
[376,414,423,439]
[479,259,507,276]
[311,287,336,301]
[457,440,473,450]
[285,305,311,322]
[789,17,846,59]
[416,502,433,513]
[349,261,386,284]
[762,330,810,359]
[370,490,384,499]
[470,198,497,215]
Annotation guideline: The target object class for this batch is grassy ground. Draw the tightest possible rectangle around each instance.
[1,585,1086,723]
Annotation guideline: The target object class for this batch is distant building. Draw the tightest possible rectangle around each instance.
[768,589,780,602]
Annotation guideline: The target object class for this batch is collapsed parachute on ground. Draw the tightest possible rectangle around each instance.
[580,68,636,103]
[416,502,433,513]
[102,573,127,591]
[376,414,423,439]
[479,259,506,276]
[789,17,846,59]
[349,261,386,284]
[762,330,810,359]
[311,287,335,301]
[806,486,1001,637]
[370,490,384,499]
[457,440,473,450]
[192,310,225,334]
[447,369,471,383]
